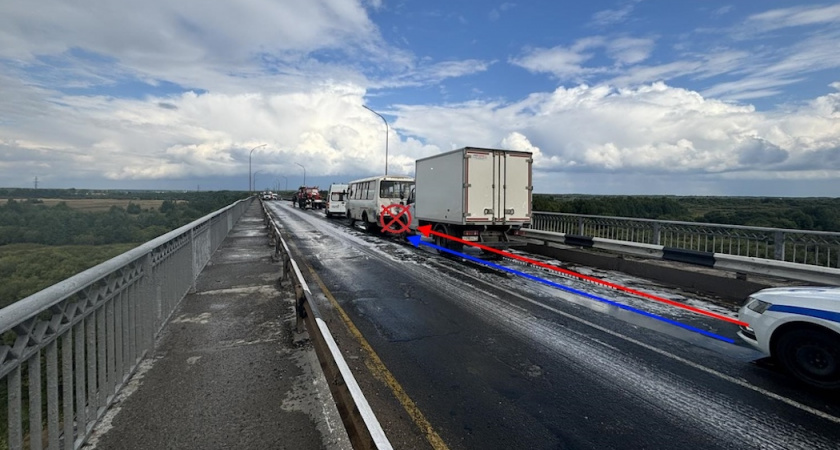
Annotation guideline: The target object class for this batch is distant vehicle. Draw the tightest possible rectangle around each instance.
[407,147,532,252]
[261,191,276,201]
[325,183,349,218]
[737,286,840,389]
[294,186,324,209]
[346,175,414,231]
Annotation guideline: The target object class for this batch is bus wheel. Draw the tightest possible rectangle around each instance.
[362,212,375,233]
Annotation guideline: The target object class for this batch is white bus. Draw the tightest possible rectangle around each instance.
[346,175,415,231]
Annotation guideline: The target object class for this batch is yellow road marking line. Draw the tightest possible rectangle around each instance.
[300,259,450,450]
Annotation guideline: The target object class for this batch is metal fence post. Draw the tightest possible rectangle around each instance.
[652,222,661,245]
[774,230,785,261]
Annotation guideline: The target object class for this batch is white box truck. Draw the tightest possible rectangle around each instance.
[408,147,532,251]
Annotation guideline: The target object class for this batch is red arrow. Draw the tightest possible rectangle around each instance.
[416,225,747,327]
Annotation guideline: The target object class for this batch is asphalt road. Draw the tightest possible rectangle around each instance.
[268,201,840,450]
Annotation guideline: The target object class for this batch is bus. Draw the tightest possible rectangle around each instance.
[346,175,415,231]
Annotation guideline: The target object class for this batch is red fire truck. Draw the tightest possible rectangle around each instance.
[292,186,324,209]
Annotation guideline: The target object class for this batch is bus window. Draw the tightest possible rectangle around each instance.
[380,181,415,198]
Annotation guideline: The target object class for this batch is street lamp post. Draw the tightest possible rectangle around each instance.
[248,144,267,192]
[295,163,306,186]
[282,176,288,190]
[252,171,262,192]
[363,105,389,175]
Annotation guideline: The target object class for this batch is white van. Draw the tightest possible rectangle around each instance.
[325,183,349,218]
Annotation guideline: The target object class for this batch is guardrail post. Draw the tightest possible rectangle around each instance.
[578,216,585,236]
[774,230,785,261]
[652,222,661,245]
[142,254,154,348]
[294,283,305,334]
[189,228,197,294]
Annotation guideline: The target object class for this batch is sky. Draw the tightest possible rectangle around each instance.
[1,0,839,196]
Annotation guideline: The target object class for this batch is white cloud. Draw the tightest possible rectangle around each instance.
[393,82,840,182]
[0,81,433,184]
[510,37,609,80]
[590,3,637,27]
[0,0,413,96]
[712,5,734,17]
[384,59,492,88]
[511,46,595,79]
[489,2,516,21]
[745,4,840,31]
[606,37,655,65]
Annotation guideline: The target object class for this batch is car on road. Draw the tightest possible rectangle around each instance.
[737,286,840,389]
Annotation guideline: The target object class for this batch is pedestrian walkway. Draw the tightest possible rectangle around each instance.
[83,201,351,449]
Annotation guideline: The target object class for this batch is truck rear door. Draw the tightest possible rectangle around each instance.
[502,152,532,223]
[465,149,495,223]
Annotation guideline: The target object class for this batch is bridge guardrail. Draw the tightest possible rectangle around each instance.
[531,212,840,269]
[0,197,253,450]
[520,228,840,286]
[260,200,392,450]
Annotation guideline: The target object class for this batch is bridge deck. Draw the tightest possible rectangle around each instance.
[84,201,350,449]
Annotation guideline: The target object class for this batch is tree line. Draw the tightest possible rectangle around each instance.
[532,195,840,232]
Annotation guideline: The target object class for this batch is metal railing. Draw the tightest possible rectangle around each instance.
[531,212,840,268]
[0,198,252,450]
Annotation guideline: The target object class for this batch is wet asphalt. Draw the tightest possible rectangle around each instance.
[84,201,351,450]
[270,201,840,450]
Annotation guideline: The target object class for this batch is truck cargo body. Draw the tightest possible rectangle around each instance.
[410,147,532,249]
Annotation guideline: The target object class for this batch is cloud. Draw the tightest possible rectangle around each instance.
[712,5,734,17]
[393,82,840,179]
[606,37,654,65]
[510,37,611,80]
[0,0,415,96]
[511,35,656,81]
[383,59,492,88]
[0,81,436,185]
[745,4,840,32]
[511,46,595,79]
[590,3,637,27]
[489,2,516,21]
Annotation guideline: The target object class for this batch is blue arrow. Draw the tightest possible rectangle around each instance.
[408,235,734,343]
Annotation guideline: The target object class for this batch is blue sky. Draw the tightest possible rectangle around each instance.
[1,0,839,196]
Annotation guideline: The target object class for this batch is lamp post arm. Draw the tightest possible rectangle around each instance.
[363,105,389,175]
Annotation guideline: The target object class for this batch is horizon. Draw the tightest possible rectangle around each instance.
[2,185,838,200]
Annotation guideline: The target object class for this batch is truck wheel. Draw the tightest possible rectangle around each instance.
[432,225,462,256]
[775,328,840,390]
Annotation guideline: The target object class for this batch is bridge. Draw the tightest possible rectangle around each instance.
[2,198,839,449]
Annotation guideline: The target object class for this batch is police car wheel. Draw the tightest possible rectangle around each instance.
[776,328,840,390]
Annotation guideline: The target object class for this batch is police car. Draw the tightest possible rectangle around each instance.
[738,287,840,389]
